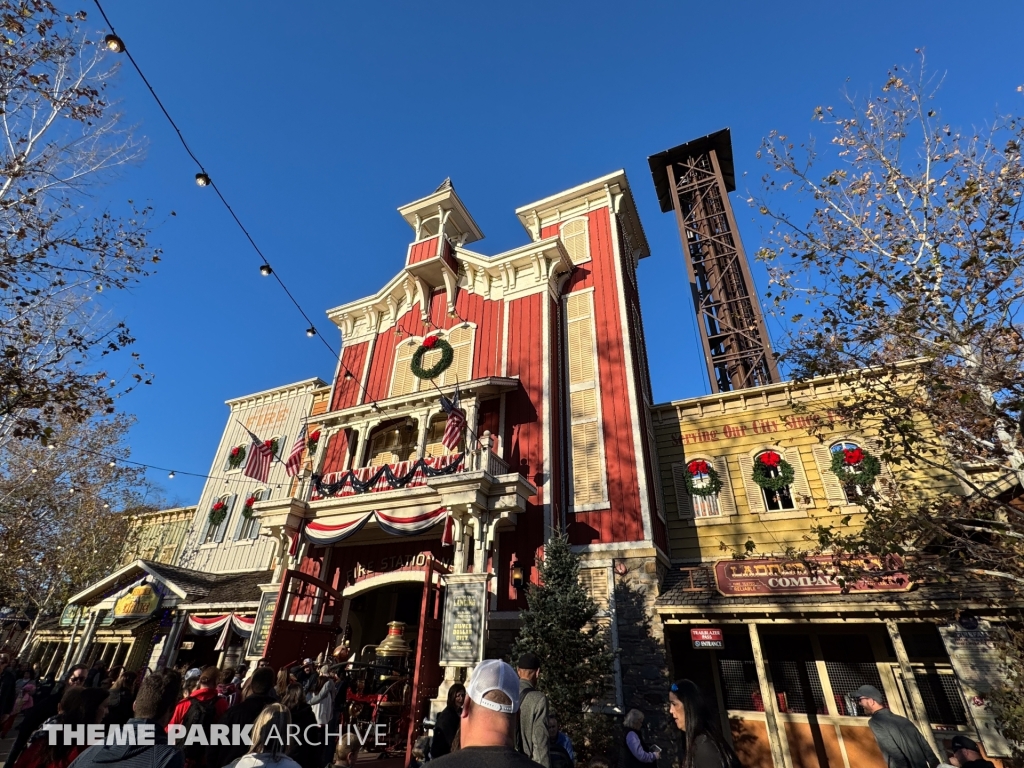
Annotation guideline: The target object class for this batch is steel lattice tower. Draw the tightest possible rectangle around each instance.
[649,129,779,392]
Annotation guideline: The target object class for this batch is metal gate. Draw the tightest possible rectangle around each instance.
[263,569,344,670]
[406,558,448,766]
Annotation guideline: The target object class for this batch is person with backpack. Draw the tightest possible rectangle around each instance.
[668,680,739,768]
[515,652,549,768]
[168,666,229,768]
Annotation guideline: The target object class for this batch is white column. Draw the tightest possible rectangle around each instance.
[157,611,189,670]
[885,619,942,756]
[748,622,791,768]
[70,610,100,667]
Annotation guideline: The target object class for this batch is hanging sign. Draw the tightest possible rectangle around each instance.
[60,604,82,627]
[691,628,724,649]
[938,619,1012,757]
[714,556,911,596]
[440,579,487,666]
[247,590,278,659]
[113,582,160,619]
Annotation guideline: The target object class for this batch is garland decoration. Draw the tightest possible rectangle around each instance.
[209,500,228,527]
[829,446,881,488]
[411,335,454,380]
[228,445,246,469]
[684,459,723,497]
[266,438,279,457]
[242,496,257,519]
[312,454,465,497]
[751,451,796,492]
[306,429,321,455]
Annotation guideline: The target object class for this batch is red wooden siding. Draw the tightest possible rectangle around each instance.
[331,341,369,411]
[407,237,438,266]
[478,397,500,445]
[319,428,350,478]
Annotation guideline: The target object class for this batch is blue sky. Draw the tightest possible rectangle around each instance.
[93,0,1024,504]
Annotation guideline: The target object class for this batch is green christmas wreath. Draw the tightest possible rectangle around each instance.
[684,460,723,497]
[209,500,228,527]
[411,335,454,380]
[228,445,246,469]
[829,446,881,488]
[242,496,257,519]
[751,451,795,492]
[267,438,279,457]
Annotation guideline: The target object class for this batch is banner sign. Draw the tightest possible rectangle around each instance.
[691,628,724,649]
[113,582,161,619]
[440,580,487,666]
[247,591,278,659]
[714,556,911,596]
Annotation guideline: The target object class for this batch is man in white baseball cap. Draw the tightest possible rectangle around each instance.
[430,659,540,768]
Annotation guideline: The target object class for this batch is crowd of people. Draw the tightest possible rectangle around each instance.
[0,652,998,768]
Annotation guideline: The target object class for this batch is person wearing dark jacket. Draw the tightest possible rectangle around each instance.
[948,735,995,768]
[8,665,89,767]
[431,684,465,758]
[208,667,278,768]
[281,683,320,768]
[67,669,183,768]
[668,680,739,768]
[103,671,137,726]
[852,685,940,768]
[0,655,17,718]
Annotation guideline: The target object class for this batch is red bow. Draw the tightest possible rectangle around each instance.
[245,496,256,507]
[759,451,782,468]
[422,336,438,349]
[212,501,226,512]
[688,460,709,476]
[308,430,321,442]
[843,448,865,465]
[230,447,240,456]
[264,440,273,449]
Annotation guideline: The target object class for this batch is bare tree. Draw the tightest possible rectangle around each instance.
[754,55,1024,753]
[1,0,160,445]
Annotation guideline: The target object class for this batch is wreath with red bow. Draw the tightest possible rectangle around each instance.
[683,459,723,497]
[209,500,228,527]
[411,335,455,380]
[306,429,322,455]
[751,450,796,491]
[227,445,246,469]
[266,438,279,457]
[829,446,881,488]
[242,496,257,519]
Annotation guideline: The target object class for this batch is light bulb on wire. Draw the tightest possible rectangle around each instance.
[103,34,125,53]
[195,172,211,187]
[260,264,272,276]
[168,471,176,479]
[306,327,316,338]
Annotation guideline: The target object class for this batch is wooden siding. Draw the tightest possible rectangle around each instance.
[653,383,963,562]
[407,237,438,266]
[331,342,369,411]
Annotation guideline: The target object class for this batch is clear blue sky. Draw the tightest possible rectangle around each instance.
[94,0,1024,504]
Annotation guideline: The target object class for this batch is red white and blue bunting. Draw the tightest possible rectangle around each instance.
[311,455,463,499]
[305,507,449,546]
[187,613,256,637]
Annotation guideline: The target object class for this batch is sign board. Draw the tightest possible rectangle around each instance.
[691,627,724,649]
[247,590,278,659]
[113,582,160,619]
[939,619,1012,757]
[714,556,911,597]
[59,604,82,628]
[180,641,195,650]
[439,579,487,666]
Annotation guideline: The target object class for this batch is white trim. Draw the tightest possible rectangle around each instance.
[541,293,553,538]
[357,334,376,406]
[497,392,506,458]
[608,195,654,543]
[341,570,437,598]
[501,301,510,377]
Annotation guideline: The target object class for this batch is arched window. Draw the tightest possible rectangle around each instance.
[830,440,864,502]
[236,488,266,541]
[390,326,475,397]
[367,419,418,467]
[560,218,590,263]
[424,414,464,458]
[203,494,235,544]
[687,460,721,518]
[755,450,796,512]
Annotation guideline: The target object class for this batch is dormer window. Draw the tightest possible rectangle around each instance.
[390,326,474,397]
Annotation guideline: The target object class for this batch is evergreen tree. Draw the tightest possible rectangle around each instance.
[512,534,614,763]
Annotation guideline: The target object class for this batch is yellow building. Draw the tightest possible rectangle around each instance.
[652,373,1017,768]
[119,505,197,566]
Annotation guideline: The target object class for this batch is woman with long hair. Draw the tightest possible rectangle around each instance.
[430,682,465,758]
[275,668,294,700]
[280,684,319,768]
[226,703,302,768]
[668,680,738,768]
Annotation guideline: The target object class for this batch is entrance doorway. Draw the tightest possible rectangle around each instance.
[177,633,220,669]
[348,583,425,661]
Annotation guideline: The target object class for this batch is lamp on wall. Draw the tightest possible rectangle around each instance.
[511,565,525,590]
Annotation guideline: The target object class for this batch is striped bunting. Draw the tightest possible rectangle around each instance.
[305,507,447,545]
[187,613,256,636]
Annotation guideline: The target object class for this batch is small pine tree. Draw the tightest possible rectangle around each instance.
[512,534,614,763]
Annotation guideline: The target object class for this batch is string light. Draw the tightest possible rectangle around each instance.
[168,471,176,479]
[195,172,211,187]
[306,327,317,338]
[103,33,124,52]
[108,460,116,467]
[343,370,354,381]
[260,264,273,276]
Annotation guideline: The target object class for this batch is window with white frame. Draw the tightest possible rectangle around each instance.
[755,450,796,511]
[688,460,722,518]
[224,443,247,471]
[424,416,463,457]
[203,494,234,544]
[560,218,590,263]
[236,488,266,540]
[390,326,474,397]
[830,440,866,502]
[671,458,731,519]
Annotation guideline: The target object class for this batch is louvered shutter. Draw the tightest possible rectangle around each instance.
[811,444,848,505]
[424,419,447,458]
[392,343,418,396]
[786,447,813,507]
[737,455,768,514]
[860,437,898,496]
[712,456,738,517]
[579,567,609,609]
[572,422,602,504]
[249,489,264,539]
[215,495,236,543]
[232,496,248,540]
[561,219,589,263]
[439,326,473,387]
[671,462,694,518]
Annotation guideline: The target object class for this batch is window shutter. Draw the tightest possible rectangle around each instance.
[572,422,602,504]
[215,495,236,543]
[561,219,589,263]
[579,567,609,609]
[671,462,693,518]
[232,496,248,540]
[860,437,898,496]
[391,343,418,396]
[811,445,848,505]
[439,326,473,386]
[712,456,738,517]
[786,447,813,507]
[737,455,768,514]
[424,419,447,458]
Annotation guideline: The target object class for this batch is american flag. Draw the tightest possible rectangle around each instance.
[440,388,466,451]
[241,425,274,483]
[285,424,307,477]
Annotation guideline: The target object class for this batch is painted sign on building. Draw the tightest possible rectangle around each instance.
[714,556,911,596]
[440,579,487,666]
[113,583,160,619]
[247,590,278,659]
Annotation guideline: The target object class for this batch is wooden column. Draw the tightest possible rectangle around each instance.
[748,622,791,768]
[884,619,942,756]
